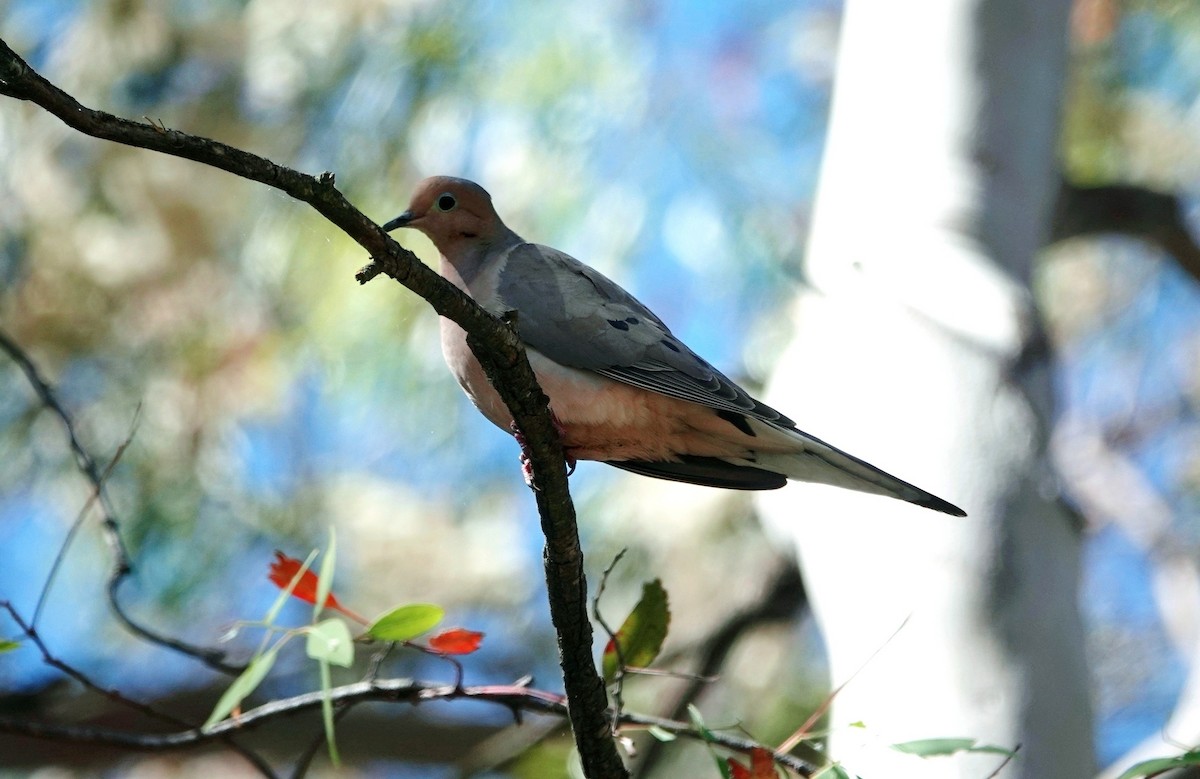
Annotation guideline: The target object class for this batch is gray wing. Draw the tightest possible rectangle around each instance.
[496,242,795,428]
[495,243,969,515]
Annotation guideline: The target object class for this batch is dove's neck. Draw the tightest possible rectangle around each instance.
[438,228,523,305]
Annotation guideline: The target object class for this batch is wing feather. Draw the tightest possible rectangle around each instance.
[497,243,795,427]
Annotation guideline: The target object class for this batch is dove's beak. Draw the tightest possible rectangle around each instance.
[382,211,416,232]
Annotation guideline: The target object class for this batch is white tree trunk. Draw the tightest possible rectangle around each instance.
[758,1,1093,776]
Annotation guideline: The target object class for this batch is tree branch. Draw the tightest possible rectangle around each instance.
[0,37,623,778]
[0,676,817,776]
[0,602,275,778]
[1051,178,1200,285]
[0,327,242,675]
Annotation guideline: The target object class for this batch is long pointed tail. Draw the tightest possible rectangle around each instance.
[751,427,966,517]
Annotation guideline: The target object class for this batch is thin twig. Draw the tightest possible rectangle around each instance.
[984,743,1020,779]
[2,602,189,727]
[620,667,717,682]
[776,616,911,756]
[364,642,396,681]
[400,640,467,691]
[592,549,628,725]
[33,403,140,627]
[0,602,277,779]
[0,328,244,676]
[0,675,816,776]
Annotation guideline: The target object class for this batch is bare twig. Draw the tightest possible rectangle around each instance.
[400,640,467,691]
[2,602,189,727]
[0,675,816,776]
[33,403,140,628]
[0,328,242,675]
[0,602,276,778]
[776,616,911,756]
[0,38,623,777]
[984,743,1020,779]
[619,667,718,682]
[592,549,628,725]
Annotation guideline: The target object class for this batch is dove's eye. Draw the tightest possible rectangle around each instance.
[436,193,457,211]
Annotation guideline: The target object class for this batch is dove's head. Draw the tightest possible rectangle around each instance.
[383,177,510,257]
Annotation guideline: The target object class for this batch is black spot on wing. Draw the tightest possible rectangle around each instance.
[626,317,640,324]
[595,364,797,429]
[607,319,630,331]
[661,339,681,353]
[716,410,756,437]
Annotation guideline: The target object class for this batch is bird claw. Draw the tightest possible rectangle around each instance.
[512,415,575,486]
[519,450,538,490]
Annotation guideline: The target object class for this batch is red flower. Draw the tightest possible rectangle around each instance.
[427,628,484,655]
[727,748,777,779]
[268,551,367,624]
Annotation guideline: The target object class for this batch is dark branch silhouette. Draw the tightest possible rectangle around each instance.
[0,327,243,675]
[0,602,275,777]
[0,672,817,776]
[1051,178,1200,285]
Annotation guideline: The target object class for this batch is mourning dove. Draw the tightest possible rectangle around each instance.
[383,176,965,516]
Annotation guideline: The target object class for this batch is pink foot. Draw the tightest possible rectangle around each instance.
[511,414,576,487]
[519,450,536,488]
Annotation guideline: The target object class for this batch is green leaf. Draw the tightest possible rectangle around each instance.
[204,647,279,728]
[1117,752,1200,779]
[314,527,336,622]
[366,603,444,642]
[686,705,731,779]
[317,658,340,767]
[647,725,677,742]
[892,738,975,756]
[687,704,713,740]
[892,738,1015,758]
[0,640,20,654]
[602,579,670,682]
[306,619,355,668]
